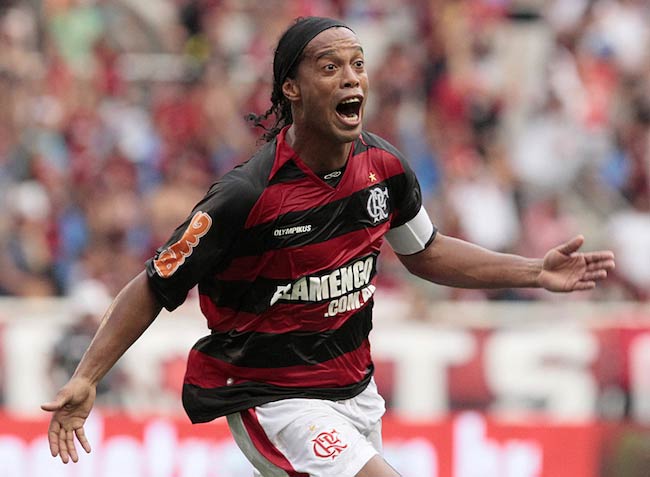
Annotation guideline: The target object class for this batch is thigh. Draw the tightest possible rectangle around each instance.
[355,455,401,477]
[228,399,380,477]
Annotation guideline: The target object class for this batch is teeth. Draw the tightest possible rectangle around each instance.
[340,98,361,104]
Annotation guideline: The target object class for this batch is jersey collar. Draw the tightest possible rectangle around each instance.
[268,126,296,181]
[268,126,364,182]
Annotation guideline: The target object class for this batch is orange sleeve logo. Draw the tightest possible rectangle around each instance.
[153,211,212,278]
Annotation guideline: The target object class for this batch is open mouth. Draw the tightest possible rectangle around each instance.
[335,97,362,123]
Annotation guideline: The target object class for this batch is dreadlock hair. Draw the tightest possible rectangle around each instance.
[246,16,351,142]
[246,73,295,143]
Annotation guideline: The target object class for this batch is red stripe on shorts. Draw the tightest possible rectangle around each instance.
[240,408,310,477]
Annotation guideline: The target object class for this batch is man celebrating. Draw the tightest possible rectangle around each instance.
[42,17,615,477]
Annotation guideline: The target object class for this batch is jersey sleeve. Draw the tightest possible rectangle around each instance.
[145,178,252,311]
[389,152,424,228]
[363,131,438,255]
[363,131,426,228]
[386,155,437,254]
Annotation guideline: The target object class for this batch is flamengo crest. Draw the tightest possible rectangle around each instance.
[312,429,348,460]
[367,186,389,223]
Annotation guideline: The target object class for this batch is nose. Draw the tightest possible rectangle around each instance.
[342,64,360,88]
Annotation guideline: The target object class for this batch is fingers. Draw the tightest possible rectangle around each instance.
[44,393,73,463]
[58,427,83,464]
[47,420,61,458]
[43,385,93,463]
[584,250,615,261]
[583,269,608,281]
[41,388,74,412]
[586,260,616,272]
[48,422,90,463]
[585,252,616,268]
[75,427,92,454]
[574,267,611,290]
[573,281,596,291]
[557,235,584,255]
[66,428,79,463]
[59,427,70,464]
[41,396,67,412]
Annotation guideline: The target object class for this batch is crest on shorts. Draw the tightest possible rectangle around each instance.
[367,186,389,223]
[312,429,348,460]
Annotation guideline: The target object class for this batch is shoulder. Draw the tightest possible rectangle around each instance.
[358,131,414,178]
[200,140,277,220]
[223,140,276,192]
[359,131,408,162]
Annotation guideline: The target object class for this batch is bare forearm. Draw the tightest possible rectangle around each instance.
[72,271,162,385]
[399,233,542,289]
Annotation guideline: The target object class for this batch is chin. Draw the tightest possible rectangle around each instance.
[333,123,363,143]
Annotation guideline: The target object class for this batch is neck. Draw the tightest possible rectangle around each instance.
[286,125,352,173]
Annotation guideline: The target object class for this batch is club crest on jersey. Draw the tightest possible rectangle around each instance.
[367,186,389,223]
[154,211,212,278]
[312,429,348,460]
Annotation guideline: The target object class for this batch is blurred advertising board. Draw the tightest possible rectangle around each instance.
[0,411,610,477]
[2,299,650,476]
[2,300,650,421]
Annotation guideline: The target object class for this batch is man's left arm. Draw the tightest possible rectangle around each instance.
[397,232,615,293]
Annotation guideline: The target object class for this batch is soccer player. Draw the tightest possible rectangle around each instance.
[41,17,616,477]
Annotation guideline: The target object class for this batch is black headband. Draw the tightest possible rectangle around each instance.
[273,17,353,88]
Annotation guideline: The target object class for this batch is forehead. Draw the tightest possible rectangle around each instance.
[303,27,363,58]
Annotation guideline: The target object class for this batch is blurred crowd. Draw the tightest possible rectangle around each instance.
[1,0,650,305]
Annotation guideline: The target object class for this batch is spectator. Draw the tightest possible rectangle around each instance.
[0,0,647,301]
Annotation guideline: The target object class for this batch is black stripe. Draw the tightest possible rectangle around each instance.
[229,138,277,189]
[182,365,373,423]
[193,302,373,367]
[204,253,377,313]
[234,174,403,257]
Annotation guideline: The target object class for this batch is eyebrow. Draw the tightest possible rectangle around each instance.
[315,46,364,61]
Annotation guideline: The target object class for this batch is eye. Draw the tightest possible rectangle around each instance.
[354,60,365,68]
[324,64,337,71]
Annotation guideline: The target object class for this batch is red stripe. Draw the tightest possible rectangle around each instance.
[245,175,327,229]
[184,340,371,389]
[217,227,387,282]
[240,408,309,477]
[246,148,405,228]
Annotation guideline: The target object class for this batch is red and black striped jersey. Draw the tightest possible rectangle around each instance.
[145,127,435,423]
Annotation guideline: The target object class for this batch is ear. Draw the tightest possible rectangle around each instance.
[282,78,300,102]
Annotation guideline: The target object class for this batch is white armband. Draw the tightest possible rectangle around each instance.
[385,206,436,255]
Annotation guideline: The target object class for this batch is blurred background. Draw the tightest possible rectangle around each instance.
[1,0,650,476]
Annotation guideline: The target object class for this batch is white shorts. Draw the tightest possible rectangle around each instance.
[227,379,386,477]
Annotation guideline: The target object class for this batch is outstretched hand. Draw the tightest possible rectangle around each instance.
[538,235,615,292]
[41,378,96,463]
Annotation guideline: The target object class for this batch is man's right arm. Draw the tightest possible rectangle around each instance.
[41,270,162,463]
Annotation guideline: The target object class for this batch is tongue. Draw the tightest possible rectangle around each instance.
[338,111,358,122]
